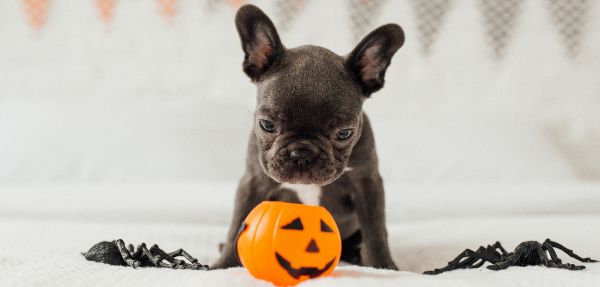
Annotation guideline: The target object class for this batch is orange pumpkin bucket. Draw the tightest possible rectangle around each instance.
[236,201,342,286]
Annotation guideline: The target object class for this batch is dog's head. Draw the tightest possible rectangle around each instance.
[235,5,404,185]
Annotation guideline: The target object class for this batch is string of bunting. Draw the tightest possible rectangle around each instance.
[18,0,592,58]
[20,0,245,29]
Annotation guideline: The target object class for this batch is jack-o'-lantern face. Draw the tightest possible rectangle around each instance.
[236,201,342,286]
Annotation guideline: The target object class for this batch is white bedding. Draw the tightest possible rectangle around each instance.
[1,183,599,287]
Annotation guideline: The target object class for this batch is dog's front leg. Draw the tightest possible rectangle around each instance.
[354,175,398,270]
[211,176,261,269]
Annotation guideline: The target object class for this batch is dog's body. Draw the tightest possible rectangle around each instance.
[212,5,404,270]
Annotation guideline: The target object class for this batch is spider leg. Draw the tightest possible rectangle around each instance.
[137,244,176,268]
[114,239,142,268]
[470,258,487,268]
[169,249,198,263]
[542,241,587,270]
[424,248,486,275]
[168,248,210,270]
[542,241,562,264]
[545,261,586,270]
[484,243,505,262]
[149,244,181,268]
[536,244,553,266]
[545,239,598,263]
[148,244,206,270]
[488,250,522,271]
[475,246,505,266]
[487,258,513,271]
[131,244,144,259]
[491,241,508,255]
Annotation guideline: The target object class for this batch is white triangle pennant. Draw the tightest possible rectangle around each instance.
[348,0,387,41]
[409,0,455,56]
[275,0,307,31]
[546,0,592,58]
[479,0,524,60]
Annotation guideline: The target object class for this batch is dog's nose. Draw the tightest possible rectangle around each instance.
[289,149,316,166]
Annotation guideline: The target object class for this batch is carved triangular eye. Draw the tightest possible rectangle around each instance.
[281,217,304,230]
[320,219,333,232]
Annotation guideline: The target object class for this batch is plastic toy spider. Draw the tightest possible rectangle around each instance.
[424,239,597,274]
[82,239,209,270]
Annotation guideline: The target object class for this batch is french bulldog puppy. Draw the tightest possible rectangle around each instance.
[212,4,404,270]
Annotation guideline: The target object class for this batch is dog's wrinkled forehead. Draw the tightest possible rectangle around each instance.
[257,46,364,131]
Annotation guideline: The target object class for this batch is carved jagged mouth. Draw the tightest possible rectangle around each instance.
[275,252,335,279]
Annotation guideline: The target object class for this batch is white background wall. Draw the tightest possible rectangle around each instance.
[0,0,599,185]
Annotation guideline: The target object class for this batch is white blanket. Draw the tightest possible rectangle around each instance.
[1,183,599,287]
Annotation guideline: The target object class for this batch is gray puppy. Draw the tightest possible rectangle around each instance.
[213,4,404,270]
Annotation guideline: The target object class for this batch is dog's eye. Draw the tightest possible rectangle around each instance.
[259,120,276,133]
[336,129,353,140]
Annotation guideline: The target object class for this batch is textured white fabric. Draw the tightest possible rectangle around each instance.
[3,182,600,224]
[1,183,599,286]
[1,214,599,287]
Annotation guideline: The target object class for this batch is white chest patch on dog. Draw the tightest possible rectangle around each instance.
[280,183,321,206]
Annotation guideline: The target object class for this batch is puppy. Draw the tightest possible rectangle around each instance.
[213,4,404,270]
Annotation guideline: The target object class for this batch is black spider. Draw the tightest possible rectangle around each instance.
[82,239,209,270]
[425,239,598,275]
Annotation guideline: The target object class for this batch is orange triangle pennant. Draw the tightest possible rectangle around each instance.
[158,0,178,22]
[227,0,246,9]
[95,0,117,24]
[21,0,50,30]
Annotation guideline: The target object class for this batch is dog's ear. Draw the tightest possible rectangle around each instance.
[346,24,404,96]
[235,5,285,81]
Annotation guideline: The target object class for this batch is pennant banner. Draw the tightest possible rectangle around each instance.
[479,0,524,60]
[275,0,306,31]
[22,0,50,30]
[96,0,117,24]
[348,0,386,41]
[14,0,595,61]
[410,0,455,56]
[546,0,591,58]
[227,0,245,9]
[158,0,178,23]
